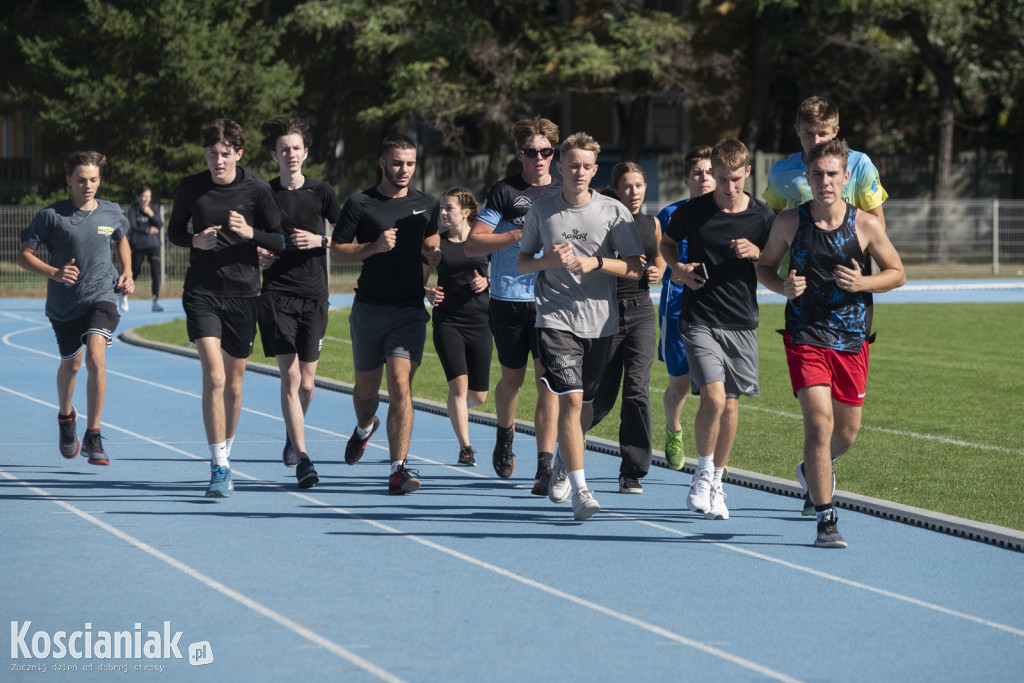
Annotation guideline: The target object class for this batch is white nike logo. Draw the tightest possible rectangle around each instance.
[413,209,427,215]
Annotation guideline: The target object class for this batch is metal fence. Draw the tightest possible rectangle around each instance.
[3,199,1024,296]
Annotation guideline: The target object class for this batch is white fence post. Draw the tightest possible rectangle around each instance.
[992,198,999,276]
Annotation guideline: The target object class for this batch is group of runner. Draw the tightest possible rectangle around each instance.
[17,95,905,548]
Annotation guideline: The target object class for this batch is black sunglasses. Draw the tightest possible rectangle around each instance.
[520,147,555,159]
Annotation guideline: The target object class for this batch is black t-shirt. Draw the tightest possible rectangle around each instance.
[665,192,775,330]
[261,177,342,300]
[433,234,489,327]
[332,187,440,308]
[167,168,285,298]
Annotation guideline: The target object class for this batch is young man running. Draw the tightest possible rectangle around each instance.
[167,119,286,498]
[517,132,644,520]
[655,145,715,468]
[257,116,341,489]
[757,138,905,547]
[330,133,441,495]
[659,139,775,521]
[17,151,134,465]
[465,117,562,494]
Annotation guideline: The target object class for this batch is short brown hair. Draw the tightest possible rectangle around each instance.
[379,133,417,158]
[64,151,107,176]
[512,117,559,149]
[806,138,849,170]
[442,186,480,225]
[261,116,312,154]
[201,118,245,150]
[796,96,839,129]
[683,145,712,177]
[710,138,749,171]
[561,131,600,157]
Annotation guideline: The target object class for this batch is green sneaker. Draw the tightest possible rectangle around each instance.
[665,428,684,470]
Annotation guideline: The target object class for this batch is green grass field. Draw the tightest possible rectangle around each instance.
[133,302,1024,531]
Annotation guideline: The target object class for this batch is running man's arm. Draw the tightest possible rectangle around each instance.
[756,210,801,298]
[465,218,521,258]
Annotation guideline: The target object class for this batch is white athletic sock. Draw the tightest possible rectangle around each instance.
[567,469,587,494]
[356,422,373,439]
[224,436,235,458]
[390,460,404,474]
[697,453,715,472]
[713,466,725,486]
[209,442,229,468]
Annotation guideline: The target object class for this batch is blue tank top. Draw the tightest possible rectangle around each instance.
[785,203,870,353]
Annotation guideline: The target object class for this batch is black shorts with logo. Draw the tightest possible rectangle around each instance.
[50,301,119,360]
[536,328,612,402]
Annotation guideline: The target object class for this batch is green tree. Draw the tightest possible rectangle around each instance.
[3,0,301,200]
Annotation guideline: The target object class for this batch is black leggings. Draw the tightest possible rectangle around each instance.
[130,246,161,298]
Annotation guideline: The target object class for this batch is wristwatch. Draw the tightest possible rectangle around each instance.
[595,255,604,271]
[321,235,329,248]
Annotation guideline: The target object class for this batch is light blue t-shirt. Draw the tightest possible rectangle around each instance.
[763,150,888,212]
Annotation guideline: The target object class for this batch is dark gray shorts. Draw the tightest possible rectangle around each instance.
[349,301,429,372]
[679,322,759,398]
[536,328,612,402]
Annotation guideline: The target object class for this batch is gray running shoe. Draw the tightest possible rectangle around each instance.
[58,409,80,459]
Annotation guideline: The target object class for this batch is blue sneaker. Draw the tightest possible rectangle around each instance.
[205,465,233,498]
[296,456,319,489]
[282,433,298,468]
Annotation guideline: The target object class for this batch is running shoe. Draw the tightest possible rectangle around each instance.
[151,298,164,313]
[572,489,601,521]
[815,508,848,548]
[58,408,80,459]
[82,428,109,466]
[618,475,643,494]
[388,464,421,495]
[296,456,319,489]
[547,448,570,504]
[531,465,552,496]
[664,428,684,470]
[282,433,298,468]
[705,482,729,520]
[457,446,477,467]
[205,465,233,498]
[686,468,712,514]
[492,428,515,478]
[796,461,836,517]
[345,416,380,465]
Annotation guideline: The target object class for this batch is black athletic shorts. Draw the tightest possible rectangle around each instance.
[258,291,328,363]
[50,301,119,360]
[183,291,258,359]
[488,299,540,370]
[432,317,493,392]
[536,328,612,402]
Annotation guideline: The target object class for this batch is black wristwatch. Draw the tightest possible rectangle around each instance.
[321,235,329,248]
[595,255,604,271]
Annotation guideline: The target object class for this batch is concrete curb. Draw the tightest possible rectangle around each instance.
[120,328,1024,553]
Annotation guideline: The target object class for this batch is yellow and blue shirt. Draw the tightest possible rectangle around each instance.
[763,150,888,213]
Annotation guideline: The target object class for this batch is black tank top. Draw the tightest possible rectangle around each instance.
[616,212,659,299]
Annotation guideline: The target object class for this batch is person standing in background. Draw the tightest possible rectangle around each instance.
[126,185,164,312]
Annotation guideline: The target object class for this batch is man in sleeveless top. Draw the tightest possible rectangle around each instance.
[757,139,905,549]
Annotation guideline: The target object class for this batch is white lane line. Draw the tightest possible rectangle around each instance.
[7,324,1024,640]
[0,467,406,683]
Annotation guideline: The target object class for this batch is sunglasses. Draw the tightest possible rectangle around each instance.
[520,147,555,159]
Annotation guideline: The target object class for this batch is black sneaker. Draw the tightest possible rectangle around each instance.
[618,475,643,494]
[82,428,109,466]
[492,429,515,479]
[531,466,551,496]
[815,509,848,548]
[282,432,298,468]
[457,446,476,467]
[345,416,380,465]
[296,456,319,489]
[388,464,421,495]
[58,409,80,459]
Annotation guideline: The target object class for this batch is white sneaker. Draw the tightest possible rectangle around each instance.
[572,489,601,521]
[118,293,129,312]
[548,448,570,504]
[705,483,729,520]
[686,468,712,514]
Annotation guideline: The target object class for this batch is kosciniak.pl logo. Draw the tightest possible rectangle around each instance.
[10,621,211,666]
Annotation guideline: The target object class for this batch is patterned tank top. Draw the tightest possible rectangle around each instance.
[785,202,870,352]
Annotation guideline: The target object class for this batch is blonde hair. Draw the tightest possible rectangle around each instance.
[562,132,600,156]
